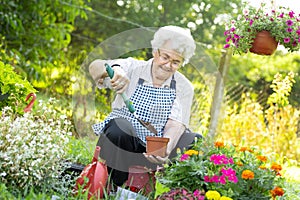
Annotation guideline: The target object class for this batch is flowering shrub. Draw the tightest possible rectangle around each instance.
[0,98,73,196]
[156,138,286,200]
[223,2,300,54]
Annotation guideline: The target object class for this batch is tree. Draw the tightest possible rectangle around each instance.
[0,0,88,89]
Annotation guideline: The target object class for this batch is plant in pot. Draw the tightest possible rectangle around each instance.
[223,1,300,55]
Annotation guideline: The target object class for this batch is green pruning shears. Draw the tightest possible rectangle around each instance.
[105,63,157,135]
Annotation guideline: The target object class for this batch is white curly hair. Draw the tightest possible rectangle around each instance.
[151,25,196,65]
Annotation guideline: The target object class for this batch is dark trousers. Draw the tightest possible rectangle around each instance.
[96,118,200,186]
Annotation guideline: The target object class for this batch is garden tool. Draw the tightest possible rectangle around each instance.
[74,146,108,199]
[105,63,158,135]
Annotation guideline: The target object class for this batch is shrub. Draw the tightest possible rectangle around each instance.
[0,98,73,197]
[219,72,300,161]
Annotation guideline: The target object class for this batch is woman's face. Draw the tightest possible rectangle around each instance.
[152,42,184,82]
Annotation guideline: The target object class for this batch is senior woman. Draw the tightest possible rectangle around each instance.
[89,25,198,187]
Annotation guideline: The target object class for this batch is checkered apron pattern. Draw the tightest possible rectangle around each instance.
[92,78,176,144]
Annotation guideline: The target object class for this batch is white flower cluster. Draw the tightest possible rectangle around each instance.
[0,99,73,193]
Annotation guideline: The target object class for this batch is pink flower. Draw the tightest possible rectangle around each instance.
[211,175,220,183]
[249,19,254,26]
[279,13,284,18]
[287,27,293,33]
[228,175,239,183]
[234,34,240,39]
[224,44,230,49]
[180,154,189,161]
[286,20,293,26]
[226,36,231,42]
[204,175,212,182]
[210,154,234,165]
[219,175,226,184]
[284,38,291,43]
[289,11,295,18]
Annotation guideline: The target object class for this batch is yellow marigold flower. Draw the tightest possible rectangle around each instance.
[206,190,221,200]
[214,141,225,148]
[184,149,198,156]
[220,196,233,200]
[257,155,267,162]
[241,169,255,180]
[259,165,267,170]
[237,161,244,166]
[271,163,282,172]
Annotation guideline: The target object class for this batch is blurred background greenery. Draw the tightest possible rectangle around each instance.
[0,0,299,198]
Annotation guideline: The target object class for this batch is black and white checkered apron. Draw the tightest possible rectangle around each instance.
[92,77,176,143]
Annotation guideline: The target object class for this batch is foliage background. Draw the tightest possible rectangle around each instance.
[0,0,300,198]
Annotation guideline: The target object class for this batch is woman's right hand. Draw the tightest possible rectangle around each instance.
[110,65,129,93]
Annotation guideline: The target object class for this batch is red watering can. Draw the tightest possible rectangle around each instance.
[74,146,108,199]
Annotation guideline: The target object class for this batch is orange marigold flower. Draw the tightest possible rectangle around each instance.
[271,186,284,198]
[271,163,282,172]
[215,141,225,148]
[239,147,248,152]
[257,155,267,162]
[248,149,254,153]
[241,170,255,180]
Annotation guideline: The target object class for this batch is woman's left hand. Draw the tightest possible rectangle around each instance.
[143,153,170,164]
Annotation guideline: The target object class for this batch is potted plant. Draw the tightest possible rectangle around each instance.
[223,1,300,55]
[155,138,286,199]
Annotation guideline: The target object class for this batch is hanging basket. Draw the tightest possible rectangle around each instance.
[249,30,278,55]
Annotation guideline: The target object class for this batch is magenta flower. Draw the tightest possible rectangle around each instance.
[226,36,231,42]
[228,175,239,183]
[249,19,254,26]
[204,175,212,183]
[211,175,220,183]
[286,20,293,26]
[224,30,230,36]
[287,27,293,33]
[221,167,239,183]
[292,40,297,46]
[289,11,295,18]
[284,38,291,43]
[180,154,189,161]
[223,44,230,49]
[210,154,234,165]
[279,13,284,18]
[219,175,226,184]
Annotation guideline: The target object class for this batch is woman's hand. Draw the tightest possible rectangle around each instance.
[110,65,129,93]
[143,153,170,164]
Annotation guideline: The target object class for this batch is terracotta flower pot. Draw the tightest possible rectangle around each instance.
[146,136,169,157]
[249,30,278,55]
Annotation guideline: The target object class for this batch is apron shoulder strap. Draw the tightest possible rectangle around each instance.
[137,75,176,89]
